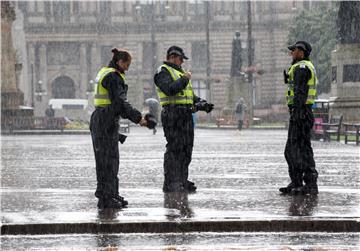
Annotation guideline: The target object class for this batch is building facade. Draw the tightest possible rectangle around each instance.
[13,1,329,118]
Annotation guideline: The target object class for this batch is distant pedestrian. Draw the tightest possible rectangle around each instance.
[90,48,148,209]
[45,104,55,117]
[235,98,246,130]
[154,45,214,193]
[279,41,318,195]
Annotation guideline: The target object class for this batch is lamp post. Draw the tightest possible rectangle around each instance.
[31,64,34,107]
[150,0,157,98]
[35,80,47,102]
[205,0,211,103]
[247,0,254,126]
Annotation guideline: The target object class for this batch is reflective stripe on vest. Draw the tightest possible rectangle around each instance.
[286,60,317,105]
[156,64,194,106]
[93,67,125,107]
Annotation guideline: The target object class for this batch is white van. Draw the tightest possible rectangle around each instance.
[48,99,91,121]
[49,99,88,110]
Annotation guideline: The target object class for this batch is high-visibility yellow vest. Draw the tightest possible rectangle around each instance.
[286,60,317,105]
[93,67,125,107]
[156,64,194,106]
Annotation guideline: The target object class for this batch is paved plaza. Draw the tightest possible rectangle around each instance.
[1,127,359,250]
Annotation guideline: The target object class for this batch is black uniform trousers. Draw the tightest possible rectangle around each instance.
[161,106,194,191]
[90,108,120,200]
[284,106,318,187]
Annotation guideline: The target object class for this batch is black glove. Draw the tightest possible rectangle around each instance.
[204,103,214,113]
[145,113,157,129]
[194,101,214,113]
[283,70,289,84]
[118,133,127,144]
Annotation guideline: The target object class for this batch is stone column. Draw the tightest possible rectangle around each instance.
[28,43,36,107]
[135,42,144,108]
[90,43,100,80]
[185,41,192,71]
[36,43,48,116]
[39,44,48,92]
[79,43,88,99]
[70,1,75,23]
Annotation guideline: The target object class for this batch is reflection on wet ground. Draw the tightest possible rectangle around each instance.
[164,192,193,220]
[1,128,359,223]
[1,232,359,250]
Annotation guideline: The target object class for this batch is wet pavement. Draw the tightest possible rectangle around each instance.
[1,128,359,248]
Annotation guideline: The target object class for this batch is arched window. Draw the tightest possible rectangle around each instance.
[52,76,75,99]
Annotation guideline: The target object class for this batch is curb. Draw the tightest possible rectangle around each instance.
[2,219,359,235]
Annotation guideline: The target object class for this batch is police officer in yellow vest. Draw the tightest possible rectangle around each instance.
[280,41,318,195]
[90,48,147,209]
[154,46,214,193]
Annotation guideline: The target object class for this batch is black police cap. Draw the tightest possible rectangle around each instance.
[167,45,189,60]
[288,41,312,55]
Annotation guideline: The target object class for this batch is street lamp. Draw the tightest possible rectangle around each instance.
[247,0,254,125]
[135,1,170,98]
[35,80,47,102]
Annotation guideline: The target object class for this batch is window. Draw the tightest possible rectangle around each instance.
[343,64,360,82]
[188,0,205,18]
[192,80,207,100]
[53,2,70,23]
[332,66,337,83]
[34,1,44,13]
[191,41,207,69]
[79,2,96,14]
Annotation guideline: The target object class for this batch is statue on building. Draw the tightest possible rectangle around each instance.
[1,1,17,93]
[337,1,360,44]
[1,1,33,131]
[230,31,243,77]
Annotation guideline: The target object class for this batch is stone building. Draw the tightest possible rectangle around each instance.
[13,1,331,119]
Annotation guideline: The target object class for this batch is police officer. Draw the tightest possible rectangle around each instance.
[90,48,147,209]
[280,41,318,195]
[154,46,214,193]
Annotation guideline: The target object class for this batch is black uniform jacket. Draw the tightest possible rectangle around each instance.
[290,58,312,110]
[100,60,142,124]
[153,61,202,105]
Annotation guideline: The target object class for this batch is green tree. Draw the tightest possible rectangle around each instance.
[287,4,339,94]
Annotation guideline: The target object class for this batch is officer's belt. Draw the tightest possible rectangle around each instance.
[288,104,313,110]
[163,104,193,110]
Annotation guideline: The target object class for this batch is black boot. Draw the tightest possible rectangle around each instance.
[185,180,197,193]
[296,172,318,195]
[279,182,302,194]
[114,195,128,207]
[163,182,185,193]
[291,183,318,195]
[97,197,123,209]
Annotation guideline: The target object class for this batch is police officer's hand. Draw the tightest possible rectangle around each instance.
[144,113,157,129]
[139,117,147,127]
[183,71,192,80]
[205,103,214,113]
